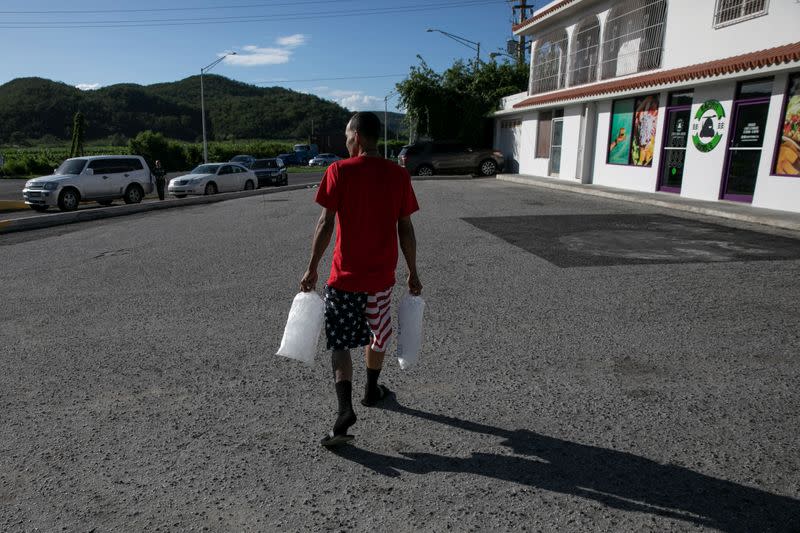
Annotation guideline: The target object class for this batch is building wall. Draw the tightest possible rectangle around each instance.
[753,71,800,213]
[663,2,800,70]
[520,0,799,98]
[499,1,800,213]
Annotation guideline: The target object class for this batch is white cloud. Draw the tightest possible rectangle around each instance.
[276,34,307,48]
[75,83,100,91]
[306,87,383,111]
[224,46,291,66]
[335,92,383,111]
[222,34,308,68]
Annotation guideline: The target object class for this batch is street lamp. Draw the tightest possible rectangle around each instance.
[200,52,236,163]
[489,51,514,62]
[426,28,480,63]
[384,90,397,159]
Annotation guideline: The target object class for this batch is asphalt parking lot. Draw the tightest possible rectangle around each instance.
[1,178,799,531]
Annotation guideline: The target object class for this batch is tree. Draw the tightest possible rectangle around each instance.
[69,112,85,157]
[396,56,528,147]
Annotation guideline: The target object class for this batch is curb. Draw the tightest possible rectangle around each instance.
[0,200,28,213]
[411,175,489,181]
[496,174,800,233]
[0,184,313,235]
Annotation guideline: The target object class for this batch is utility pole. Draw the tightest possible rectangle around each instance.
[512,0,531,65]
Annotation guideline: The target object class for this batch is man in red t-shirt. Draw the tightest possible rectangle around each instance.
[300,112,421,447]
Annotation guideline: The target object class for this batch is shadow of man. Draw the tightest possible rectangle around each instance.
[330,396,800,532]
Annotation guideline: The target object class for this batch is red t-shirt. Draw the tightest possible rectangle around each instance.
[315,156,419,293]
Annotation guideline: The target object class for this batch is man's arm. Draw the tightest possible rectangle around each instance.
[398,216,422,295]
[300,208,336,292]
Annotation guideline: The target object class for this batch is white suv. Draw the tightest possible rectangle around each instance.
[22,155,154,212]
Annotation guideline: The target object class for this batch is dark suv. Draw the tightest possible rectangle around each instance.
[398,141,505,177]
[251,158,288,187]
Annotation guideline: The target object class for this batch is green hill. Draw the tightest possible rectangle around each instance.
[0,75,362,144]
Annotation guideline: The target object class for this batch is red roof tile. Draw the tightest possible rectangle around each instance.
[512,42,800,109]
[513,0,577,33]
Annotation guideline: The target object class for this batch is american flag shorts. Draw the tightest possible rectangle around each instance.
[323,285,393,352]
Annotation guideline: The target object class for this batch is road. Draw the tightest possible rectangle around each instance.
[1,179,799,531]
[0,171,323,220]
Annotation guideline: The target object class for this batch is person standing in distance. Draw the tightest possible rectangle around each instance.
[153,160,166,201]
[300,112,422,447]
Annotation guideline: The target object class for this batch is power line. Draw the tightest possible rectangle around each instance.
[254,74,406,84]
[0,0,507,28]
[0,0,352,15]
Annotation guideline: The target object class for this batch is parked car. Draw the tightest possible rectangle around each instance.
[251,158,288,187]
[277,152,303,166]
[168,163,257,197]
[229,154,256,168]
[293,143,319,163]
[21,155,153,212]
[398,141,505,177]
[308,153,342,167]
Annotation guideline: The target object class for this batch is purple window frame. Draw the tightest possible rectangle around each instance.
[719,96,771,203]
[656,104,692,194]
[770,72,800,178]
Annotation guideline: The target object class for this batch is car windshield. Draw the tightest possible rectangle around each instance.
[230,156,251,163]
[56,159,88,175]
[192,164,221,174]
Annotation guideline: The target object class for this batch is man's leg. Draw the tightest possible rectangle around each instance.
[331,349,356,436]
[362,287,392,406]
[364,345,385,402]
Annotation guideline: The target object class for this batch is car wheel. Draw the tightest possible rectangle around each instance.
[30,205,48,212]
[244,180,254,191]
[282,176,288,186]
[97,199,114,206]
[205,182,218,195]
[174,194,187,199]
[123,184,143,204]
[57,188,80,212]
[479,159,498,176]
[416,164,434,177]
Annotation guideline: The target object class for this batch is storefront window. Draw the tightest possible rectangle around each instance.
[668,91,694,107]
[736,77,773,100]
[773,73,800,177]
[607,94,660,166]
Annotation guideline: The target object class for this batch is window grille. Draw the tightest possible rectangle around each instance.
[530,29,569,95]
[600,0,667,80]
[568,15,601,86]
[713,0,768,28]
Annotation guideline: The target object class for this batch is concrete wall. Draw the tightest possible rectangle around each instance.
[663,2,800,70]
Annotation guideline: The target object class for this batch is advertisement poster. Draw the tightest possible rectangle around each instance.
[775,73,800,176]
[631,94,659,166]
[608,99,634,164]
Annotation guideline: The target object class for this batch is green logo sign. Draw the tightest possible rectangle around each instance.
[692,100,726,152]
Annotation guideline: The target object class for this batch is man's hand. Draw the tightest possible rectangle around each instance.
[300,269,318,292]
[407,271,422,296]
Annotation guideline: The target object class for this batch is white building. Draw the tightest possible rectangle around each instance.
[494,0,800,213]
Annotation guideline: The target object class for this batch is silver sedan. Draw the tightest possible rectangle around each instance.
[168,163,258,197]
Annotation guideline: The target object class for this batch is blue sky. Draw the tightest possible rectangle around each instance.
[0,0,539,113]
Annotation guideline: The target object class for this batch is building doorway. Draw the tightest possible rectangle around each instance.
[720,78,772,202]
[549,116,564,177]
[658,91,693,193]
